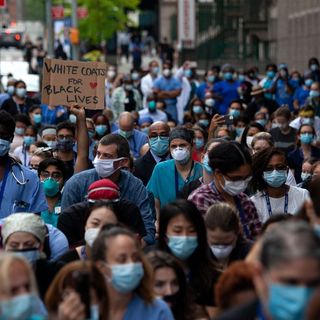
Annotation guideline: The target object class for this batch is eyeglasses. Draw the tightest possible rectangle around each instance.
[264,165,287,173]
[40,171,62,180]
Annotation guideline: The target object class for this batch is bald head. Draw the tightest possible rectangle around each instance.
[119,112,134,131]
[148,121,170,138]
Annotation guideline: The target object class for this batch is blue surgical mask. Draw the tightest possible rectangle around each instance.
[256,119,267,127]
[300,133,314,145]
[33,114,42,124]
[184,69,192,78]
[16,87,26,98]
[238,75,245,83]
[23,136,36,146]
[149,136,169,157]
[12,248,41,263]
[69,114,77,123]
[193,105,203,114]
[268,283,314,320]
[110,262,144,293]
[0,139,11,156]
[198,119,209,127]
[141,127,149,135]
[152,67,160,75]
[224,72,233,81]
[15,127,25,136]
[235,127,244,137]
[301,117,314,126]
[309,90,320,98]
[119,129,133,139]
[167,235,198,260]
[207,75,215,83]
[203,153,213,173]
[266,71,275,79]
[43,140,57,149]
[148,100,156,111]
[7,85,15,95]
[88,130,95,140]
[195,138,204,149]
[314,224,320,238]
[95,124,107,136]
[263,169,287,188]
[0,293,35,320]
[305,79,313,87]
[230,109,241,118]
[310,64,319,71]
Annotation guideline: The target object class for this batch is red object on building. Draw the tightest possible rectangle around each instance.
[51,6,64,19]
[77,7,88,19]
[0,0,6,8]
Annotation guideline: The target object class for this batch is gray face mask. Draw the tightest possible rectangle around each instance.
[11,248,41,263]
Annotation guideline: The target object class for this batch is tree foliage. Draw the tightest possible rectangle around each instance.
[78,0,140,44]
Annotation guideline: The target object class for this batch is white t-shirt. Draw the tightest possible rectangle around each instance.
[251,185,310,223]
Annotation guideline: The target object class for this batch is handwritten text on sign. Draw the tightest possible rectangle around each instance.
[41,58,107,109]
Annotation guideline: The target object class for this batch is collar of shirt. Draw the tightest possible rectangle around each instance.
[150,149,170,163]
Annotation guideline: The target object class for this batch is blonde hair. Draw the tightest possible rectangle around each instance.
[0,253,38,296]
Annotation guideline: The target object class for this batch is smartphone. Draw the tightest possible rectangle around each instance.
[72,270,91,318]
[223,114,234,125]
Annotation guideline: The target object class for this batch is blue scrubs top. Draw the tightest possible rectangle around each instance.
[124,295,174,320]
[213,80,240,114]
[147,159,203,207]
[0,163,48,218]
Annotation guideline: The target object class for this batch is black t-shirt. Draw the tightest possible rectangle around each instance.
[270,127,297,154]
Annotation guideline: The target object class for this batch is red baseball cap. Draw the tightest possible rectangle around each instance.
[87,179,120,202]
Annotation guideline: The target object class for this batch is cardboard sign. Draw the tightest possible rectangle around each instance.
[42,58,106,109]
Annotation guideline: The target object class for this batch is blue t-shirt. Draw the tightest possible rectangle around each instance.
[41,104,68,125]
[213,80,240,114]
[147,159,203,207]
[153,76,182,108]
[275,79,294,110]
[294,87,310,108]
[115,129,148,159]
[196,82,213,100]
[124,295,174,320]
[0,164,48,218]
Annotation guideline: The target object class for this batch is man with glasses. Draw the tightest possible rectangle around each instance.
[38,158,67,227]
[134,121,170,186]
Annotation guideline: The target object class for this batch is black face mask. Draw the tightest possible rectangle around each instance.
[162,291,181,306]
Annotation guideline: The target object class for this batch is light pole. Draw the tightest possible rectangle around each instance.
[46,0,54,57]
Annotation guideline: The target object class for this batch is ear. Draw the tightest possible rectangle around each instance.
[119,158,130,168]
[96,260,111,279]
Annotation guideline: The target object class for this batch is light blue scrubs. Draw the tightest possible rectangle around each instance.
[147,159,203,207]
[0,163,48,218]
[124,295,174,320]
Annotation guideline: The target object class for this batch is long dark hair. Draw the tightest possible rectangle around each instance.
[251,147,287,192]
[158,199,219,305]
[240,122,265,148]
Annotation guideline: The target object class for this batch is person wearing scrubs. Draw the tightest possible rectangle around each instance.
[147,127,203,216]
[38,158,67,227]
[0,110,48,218]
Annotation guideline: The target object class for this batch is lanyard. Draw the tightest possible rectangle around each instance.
[174,161,194,197]
[264,191,288,217]
[80,245,87,260]
[0,163,10,210]
[210,181,251,239]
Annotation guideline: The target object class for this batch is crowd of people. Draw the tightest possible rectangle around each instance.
[0,55,320,319]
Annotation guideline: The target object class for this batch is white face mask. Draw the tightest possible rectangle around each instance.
[222,175,251,196]
[246,136,254,148]
[93,157,124,178]
[210,244,234,260]
[205,98,215,107]
[163,69,171,77]
[107,70,116,79]
[171,147,190,164]
[84,228,100,247]
[301,172,312,182]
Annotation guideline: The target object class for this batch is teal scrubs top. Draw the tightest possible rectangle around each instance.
[40,199,61,227]
[147,159,203,207]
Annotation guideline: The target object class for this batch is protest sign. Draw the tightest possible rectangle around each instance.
[41,58,107,110]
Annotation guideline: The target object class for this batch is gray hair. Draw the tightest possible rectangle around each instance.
[260,221,320,269]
